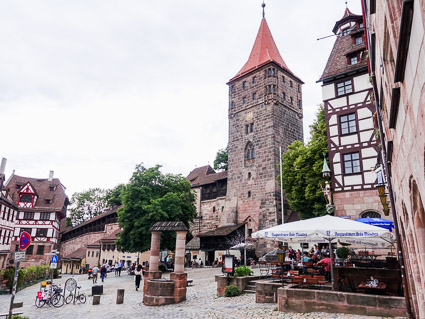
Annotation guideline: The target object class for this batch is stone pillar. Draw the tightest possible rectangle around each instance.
[174,231,186,273]
[170,272,187,303]
[149,231,161,272]
[116,289,125,304]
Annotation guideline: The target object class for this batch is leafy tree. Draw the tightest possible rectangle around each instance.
[214,146,228,171]
[279,105,329,219]
[105,184,125,207]
[68,188,109,226]
[116,164,197,253]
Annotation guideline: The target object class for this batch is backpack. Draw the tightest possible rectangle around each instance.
[101,266,107,273]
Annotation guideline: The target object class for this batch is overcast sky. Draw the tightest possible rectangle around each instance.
[0,0,362,197]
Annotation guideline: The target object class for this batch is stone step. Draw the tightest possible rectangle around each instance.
[243,289,256,294]
[245,284,256,290]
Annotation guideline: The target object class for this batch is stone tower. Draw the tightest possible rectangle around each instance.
[222,15,304,239]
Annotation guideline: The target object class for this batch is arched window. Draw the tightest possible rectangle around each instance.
[245,142,255,166]
[361,210,381,218]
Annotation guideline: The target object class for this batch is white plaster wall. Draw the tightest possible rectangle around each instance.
[353,74,371,92]
[364,171,377,184]
[344,175,362,186]
[333,153,340,163]
[329,97,347,109]
[358,118,374,130]
[361,147,377,158]
[329,125,338,137]
[363,158,377,171]
[357,106,372,119]
[322,84,335,100]
[331,137,339,146]
[349,91,369,104]
[341,134,359,145]
[333,163,341,175]
[360,131,372,142]
[329,114,337,125]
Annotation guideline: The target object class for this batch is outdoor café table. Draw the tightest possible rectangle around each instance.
[357,281,387,295]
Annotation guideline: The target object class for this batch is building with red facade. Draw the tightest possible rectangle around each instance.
[4,171,69,267]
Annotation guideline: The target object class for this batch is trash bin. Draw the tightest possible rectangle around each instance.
[92,285,103,295]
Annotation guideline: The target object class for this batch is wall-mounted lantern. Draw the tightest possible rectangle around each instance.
[322,153,331,178]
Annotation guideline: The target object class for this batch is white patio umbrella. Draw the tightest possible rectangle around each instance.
[252,215,391,290]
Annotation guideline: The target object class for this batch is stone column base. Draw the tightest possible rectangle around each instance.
[170,272,187,303]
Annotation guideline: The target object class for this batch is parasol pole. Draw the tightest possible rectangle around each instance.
[328,238,335,291]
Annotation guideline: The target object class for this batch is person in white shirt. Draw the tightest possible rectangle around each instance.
[92,265,99,284]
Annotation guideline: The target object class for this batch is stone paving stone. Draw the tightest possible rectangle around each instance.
[0,267,405,319]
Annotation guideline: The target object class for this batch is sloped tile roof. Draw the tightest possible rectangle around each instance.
[229,18,299,83]
[197,223,245,237]
[185,237,200,250]
[5,174,69,213]
[63,247,86,260]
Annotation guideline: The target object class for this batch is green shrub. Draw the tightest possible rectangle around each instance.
[12,315,29,319]
[234,265,253,277]
[336,247,350,259]
[224,284,240,297]
[1,264,50,292]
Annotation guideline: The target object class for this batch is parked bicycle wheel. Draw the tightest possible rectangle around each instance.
[35,296,46,308]
[78,294,87,304]
[51,293,65,308]
[65,293,74,304]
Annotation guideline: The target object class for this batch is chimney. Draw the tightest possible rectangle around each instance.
[48,170,54,182]
[0,158,6,192]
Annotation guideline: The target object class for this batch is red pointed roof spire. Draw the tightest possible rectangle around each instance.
[229,18,294,83]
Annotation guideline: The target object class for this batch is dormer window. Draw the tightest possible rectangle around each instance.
[45,199,52,204]
[341,28,350,36]
[16,184,22,189]
[18,182,38,208]
[350,56,358,65]
[49,186,56,192]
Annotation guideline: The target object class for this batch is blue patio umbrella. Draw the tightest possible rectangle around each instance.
[354,218,394,232]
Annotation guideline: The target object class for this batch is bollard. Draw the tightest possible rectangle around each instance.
[93,295,101,305]
[92,285,103,295]
[116,289,125,304]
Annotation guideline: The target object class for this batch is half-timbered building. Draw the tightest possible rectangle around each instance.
[4,171,69,266]
[318,8,385,220]
[0,159,18,269]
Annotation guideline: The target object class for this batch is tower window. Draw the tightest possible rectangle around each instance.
[248,191,251,198]
[282,92,286,100]
[340,113,357,134]
[252,76,257,84]
[245,142,255,166]
[242,81,247,89]
[298,100,302,108]
[354,36,363,45]
[290,80,293,88]
[298,84,301,93]
[213,207,216,212]
[290,97,293,104]
[243,97,247,104]
[248,172,251,179]
[336,80,353,96]
[282,75,285,83]
[343,152,361,174]
[250,123,254,133]
[245,125,249,134]
[253,92,257,100]
[231,101,235,108]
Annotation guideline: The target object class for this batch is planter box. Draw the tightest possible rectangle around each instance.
[215,275,264,296]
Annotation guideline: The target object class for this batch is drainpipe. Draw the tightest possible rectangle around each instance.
[362,2,413,316]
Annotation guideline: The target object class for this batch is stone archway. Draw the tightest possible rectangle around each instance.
[143,221,188,306]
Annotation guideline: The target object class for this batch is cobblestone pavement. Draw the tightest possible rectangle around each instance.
[0,267,402,319]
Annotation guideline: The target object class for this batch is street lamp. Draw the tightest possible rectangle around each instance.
[322,153,331,178]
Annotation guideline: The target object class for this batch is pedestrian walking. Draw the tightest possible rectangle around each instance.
[92,265,99,284]
[134,264,143,291]
[118,261,123,276]
[100,263,108,282]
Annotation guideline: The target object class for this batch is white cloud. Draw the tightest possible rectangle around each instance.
[0,0,362,195]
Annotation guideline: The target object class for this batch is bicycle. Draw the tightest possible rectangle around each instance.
[35,284,65,308]
[65,285,86,304]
